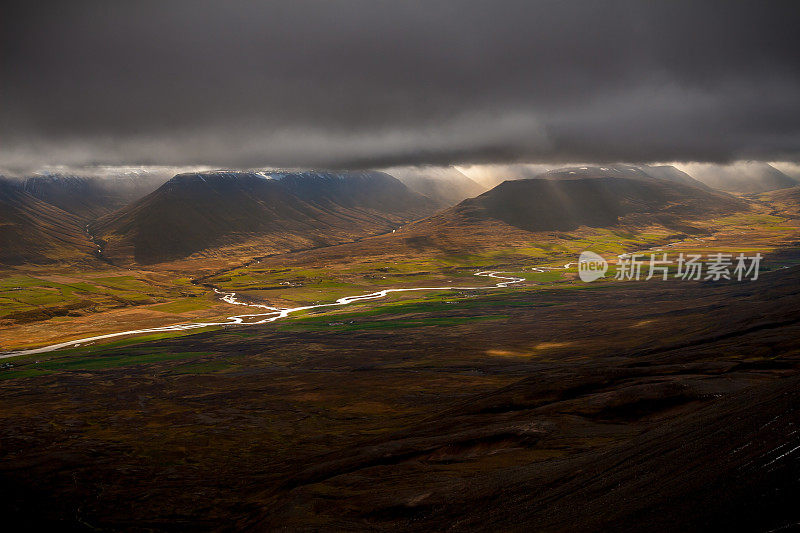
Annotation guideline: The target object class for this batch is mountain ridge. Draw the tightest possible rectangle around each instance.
[95,170,437,264]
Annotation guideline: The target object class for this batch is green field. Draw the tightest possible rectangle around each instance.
[0,272,209,321]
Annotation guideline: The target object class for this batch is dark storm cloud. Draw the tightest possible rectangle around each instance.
[2,0,799,171]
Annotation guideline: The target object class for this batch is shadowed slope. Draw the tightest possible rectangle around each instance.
[450,175,746,233]
[0,179,94,265]
[96,171,436,264]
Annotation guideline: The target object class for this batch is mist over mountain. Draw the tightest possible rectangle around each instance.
[680,162,798,193]
[384,166,487,206]
[449,172,745,234]
[771,162,800,181]
[268,170,434,213]
[458,164,711,192]
[3,2,800,531]
[19,174,169,220]
[257,168,752,267]
[639,165,711,190]
[4,3,800,532]
[0,163,762,267]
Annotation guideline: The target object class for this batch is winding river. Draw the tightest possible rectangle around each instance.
[2,236,700,361]
[0,270,526,359]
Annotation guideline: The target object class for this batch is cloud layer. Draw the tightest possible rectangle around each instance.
[3,0,799,172]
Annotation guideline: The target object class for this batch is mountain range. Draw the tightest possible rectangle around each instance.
[0,164,777,267]
[250,167,751,267]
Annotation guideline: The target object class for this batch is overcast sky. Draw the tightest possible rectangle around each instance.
[2,0,799,173]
